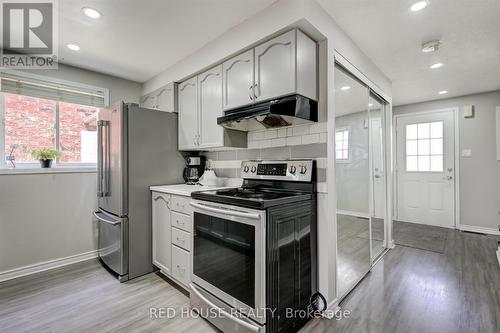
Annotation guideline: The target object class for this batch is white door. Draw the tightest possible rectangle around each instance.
[222,49,254,111]
[156,82,175,112]
[370,117,385,219]
[254,30,296,102]
[178,77,198,149]
[396,110,455,227]
[198,65,224,148]
[152,192,171,274]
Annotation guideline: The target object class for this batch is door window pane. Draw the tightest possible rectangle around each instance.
[335,129,350,161]
[405,121,444,172]
[4,93,56,163]
[59,102,99,163]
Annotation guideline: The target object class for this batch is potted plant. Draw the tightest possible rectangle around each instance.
[32,149,61,168]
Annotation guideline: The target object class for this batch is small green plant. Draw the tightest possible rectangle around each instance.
[31,149,61,161]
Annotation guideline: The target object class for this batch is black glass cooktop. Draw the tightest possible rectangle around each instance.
[191,186,311,209]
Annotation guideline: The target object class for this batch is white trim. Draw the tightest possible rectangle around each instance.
[0,167,96,175]
[0,250,98,282]
[322,299,340,319]
[496,107,500,160]
[393,108,460,229]
[337,209,370,219]
[459,224,500,236]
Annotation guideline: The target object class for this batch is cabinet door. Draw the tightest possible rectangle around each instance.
[140,93,157,109]
[254,30,296,102]
[156,82,176,113]
[222,49,254,111]
[152,192,171,273]
[178,77,199,150]
[198,65,224,148]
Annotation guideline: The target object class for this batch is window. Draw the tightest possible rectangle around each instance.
[406,121,443,172]
[0,70,108,168]
[335,128,350,161]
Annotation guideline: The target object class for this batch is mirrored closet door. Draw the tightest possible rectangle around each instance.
[334,65,388,300]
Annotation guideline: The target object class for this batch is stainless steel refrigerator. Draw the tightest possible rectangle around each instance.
[93,101,185,282]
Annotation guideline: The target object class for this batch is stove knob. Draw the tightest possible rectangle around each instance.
[299,166,307,174]
[251,166,257,173]
[243,165,250,173]
[289,166,297,174]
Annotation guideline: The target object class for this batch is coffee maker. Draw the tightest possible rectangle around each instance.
[183,156,205,184]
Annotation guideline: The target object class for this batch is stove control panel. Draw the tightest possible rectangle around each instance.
[240,160,313,182]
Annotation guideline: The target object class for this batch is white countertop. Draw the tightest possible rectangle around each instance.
[150,183,238,197]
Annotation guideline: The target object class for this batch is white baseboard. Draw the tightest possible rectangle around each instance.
[0,250,98,283]
[322,298,340,319]
[459,224,500,236]
[337,210,370,218]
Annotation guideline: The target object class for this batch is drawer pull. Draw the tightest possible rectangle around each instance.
[176,237,185,243]
[176,265,186,273]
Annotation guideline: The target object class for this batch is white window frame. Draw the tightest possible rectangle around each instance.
[335,127,351,163]
[0,71,109,170]
[404,120,444,173]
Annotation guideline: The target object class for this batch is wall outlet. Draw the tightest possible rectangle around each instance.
[461,149,472,157]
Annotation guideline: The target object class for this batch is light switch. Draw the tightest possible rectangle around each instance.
[461,149,472,157]
[463,105,474,118]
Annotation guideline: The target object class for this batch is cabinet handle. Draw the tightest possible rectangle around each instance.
[249,85,253,101]
[253,83,259,99]
[176,265,186,274]
[176,237,185,243]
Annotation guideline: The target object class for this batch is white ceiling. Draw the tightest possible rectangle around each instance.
[318,0,500,106]
[58,0,276,82]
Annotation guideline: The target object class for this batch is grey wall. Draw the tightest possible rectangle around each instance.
[335,111,370,214]
[0,65,141,275]
[0,172,97,272]
[394,90,500,230]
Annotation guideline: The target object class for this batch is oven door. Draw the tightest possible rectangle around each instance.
[190,200,266,324]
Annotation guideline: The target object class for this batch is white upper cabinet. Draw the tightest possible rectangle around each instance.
[156,82,177,112]
[222,49,255,111]
[140,93,156,109]
[140,82,177,112]
[178,77,199,150]
[254,30,296,102]
[198,65,224,148]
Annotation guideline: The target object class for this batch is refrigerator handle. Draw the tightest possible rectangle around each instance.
[97,120,104,197]
[104,121,111,197]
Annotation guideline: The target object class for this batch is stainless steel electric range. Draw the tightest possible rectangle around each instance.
[189,160,317,333]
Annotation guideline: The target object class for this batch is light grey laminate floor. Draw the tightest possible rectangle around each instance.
[1,229,499,333]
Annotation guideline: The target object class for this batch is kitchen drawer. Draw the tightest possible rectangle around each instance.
[171,211,192,232]
[172,245,191,286]
[172,226,191,251]
[171,195,191,215]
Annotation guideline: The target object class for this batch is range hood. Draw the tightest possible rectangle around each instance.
[217,94,318,131]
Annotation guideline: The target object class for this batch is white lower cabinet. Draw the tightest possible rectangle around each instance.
[152,192,172,274]
[151,191,192,290]
[172,245,191,287]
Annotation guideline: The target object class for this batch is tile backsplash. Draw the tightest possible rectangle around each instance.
[201,121,329,192]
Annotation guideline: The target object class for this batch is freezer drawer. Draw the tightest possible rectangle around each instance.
[94,210,129,279]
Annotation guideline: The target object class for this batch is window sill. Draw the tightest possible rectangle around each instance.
[0,167,97,175]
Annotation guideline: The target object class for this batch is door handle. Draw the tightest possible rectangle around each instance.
[93,211,121,226]
[442,176,453,181]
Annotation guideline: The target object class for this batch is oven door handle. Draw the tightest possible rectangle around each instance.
[190,202,261,220]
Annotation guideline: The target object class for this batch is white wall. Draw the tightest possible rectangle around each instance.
[0,172,97,273]
[142,0,392,306]
[394,90,500,231]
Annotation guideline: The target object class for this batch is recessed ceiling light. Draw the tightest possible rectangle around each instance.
[410,1,428,12]
[67,43,80,51]
[340,86,351,91]
[430,62,444,69]
[422,40,441,53]
[82,7,101,19]
[368,103,373,107]
[438,90,448,95]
